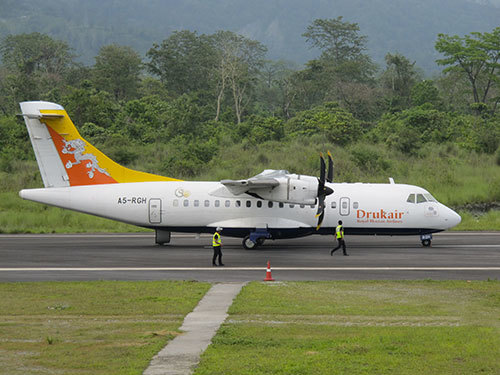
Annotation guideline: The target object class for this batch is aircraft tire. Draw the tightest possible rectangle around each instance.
[421,239,431,247]
[243,236,258,250]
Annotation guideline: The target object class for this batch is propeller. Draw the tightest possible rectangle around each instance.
[316,153,334,230]
[327,151,334,183]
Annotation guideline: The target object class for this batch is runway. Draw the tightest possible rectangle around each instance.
[0,232,499,281]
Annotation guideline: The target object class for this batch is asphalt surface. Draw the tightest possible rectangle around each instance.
[0,232,499,281]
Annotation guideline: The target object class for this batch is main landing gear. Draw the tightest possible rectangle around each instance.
[420,233,432,247]
[243,229,271,250]
[155,229,171,245]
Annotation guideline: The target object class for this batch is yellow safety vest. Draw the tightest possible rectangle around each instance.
[336,225,344,239]
[213,232,221,247]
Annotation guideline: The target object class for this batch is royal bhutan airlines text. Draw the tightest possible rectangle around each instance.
[356,209,404,224]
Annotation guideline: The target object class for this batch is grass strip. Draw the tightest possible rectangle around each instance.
[195,280,500,375]
[0,281,211,375]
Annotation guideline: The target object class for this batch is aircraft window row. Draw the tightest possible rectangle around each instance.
[406,193,437,204]
[172,199,316,209]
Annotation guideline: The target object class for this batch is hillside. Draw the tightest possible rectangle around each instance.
[1,0,500,72]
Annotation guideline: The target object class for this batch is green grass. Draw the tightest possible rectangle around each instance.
[195,281,500,375]
[0,281,211,375]
[453,210,500,231]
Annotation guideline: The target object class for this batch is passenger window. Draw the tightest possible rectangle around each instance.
[257,201,262,208]
[353,202,359,209]
[268,201,273,208]
[416,194,427,203]
[204,200,209,207]
[407,194,415,203]
[246,200,252,208]
[235,200,241,207]
[279,202,284,208]
[215,200,220,207]
[194,200,199,207]
[173,199,179,207]
[183,200,189,207]
[331,201,336,209]
[225,200,230,207]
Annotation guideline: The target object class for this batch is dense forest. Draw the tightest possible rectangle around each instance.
[2,0,500,72]
[0,17,499,232]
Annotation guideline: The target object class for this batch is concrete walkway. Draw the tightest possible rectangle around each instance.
[143,282,246,375]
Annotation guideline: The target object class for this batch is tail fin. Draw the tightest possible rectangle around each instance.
[20,101,179,187]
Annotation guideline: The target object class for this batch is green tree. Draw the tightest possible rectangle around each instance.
[146,30,217,97]
[382,53,418,111]
[294,18,377,119]
[92,44,142,101]
[411,80,441,107]
[303,17,367,63]
[0,32,74,102]
[212,31,267,124]
[285,102,361,145]
[61,82,119,129]
[435,27,500,114]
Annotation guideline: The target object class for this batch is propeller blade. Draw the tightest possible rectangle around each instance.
[316,210,325,230]
[316,195,325,217]
[327,151,333,183]
[319,153,326,184]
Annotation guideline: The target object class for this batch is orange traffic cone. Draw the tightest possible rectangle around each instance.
[264,260,275,281]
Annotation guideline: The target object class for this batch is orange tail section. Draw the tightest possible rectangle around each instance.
[20,101,180,187]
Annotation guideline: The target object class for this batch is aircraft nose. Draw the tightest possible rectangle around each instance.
[445,208,461,228]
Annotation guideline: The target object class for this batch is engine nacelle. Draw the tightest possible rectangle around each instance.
[256,174,318,205]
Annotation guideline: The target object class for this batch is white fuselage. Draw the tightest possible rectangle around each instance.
[19,180,461,238]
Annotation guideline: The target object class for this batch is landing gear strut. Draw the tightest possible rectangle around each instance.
[420,233,432,247]
[242,229,271,250]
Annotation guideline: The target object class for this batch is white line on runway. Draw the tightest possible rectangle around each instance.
[433,245,500,248]
[0,267,499,271]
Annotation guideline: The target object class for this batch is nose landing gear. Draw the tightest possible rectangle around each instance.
[420,233,432,247]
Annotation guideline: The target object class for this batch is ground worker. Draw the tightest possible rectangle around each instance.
[331,220,348,256]
[212,227,224,266]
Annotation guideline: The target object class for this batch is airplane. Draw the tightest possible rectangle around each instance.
[18,101,461,249]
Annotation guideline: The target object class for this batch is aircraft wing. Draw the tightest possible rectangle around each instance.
[220,178,279,195]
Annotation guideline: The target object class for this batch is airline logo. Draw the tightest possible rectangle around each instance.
[47,126,117,185]
[61,138,111,179]
[356,209,404,224]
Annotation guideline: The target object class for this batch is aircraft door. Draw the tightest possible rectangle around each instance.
[339,197,350,216]
[149,198,162,224]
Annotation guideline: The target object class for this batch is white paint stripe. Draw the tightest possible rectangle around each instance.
[0,267,499,272]
[433,245,500,248]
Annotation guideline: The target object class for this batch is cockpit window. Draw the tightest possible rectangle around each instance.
[406,194,415,203]
[424,193,437,202]
[416,194,427,203]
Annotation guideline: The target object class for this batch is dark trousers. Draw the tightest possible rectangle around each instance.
[213,246,222,265]
[331,238,347,255]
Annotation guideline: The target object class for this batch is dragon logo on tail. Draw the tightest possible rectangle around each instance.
[61,139,110,179]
